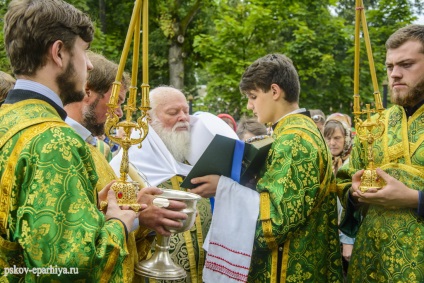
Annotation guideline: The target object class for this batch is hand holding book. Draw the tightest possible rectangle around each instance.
[180,134,273,189]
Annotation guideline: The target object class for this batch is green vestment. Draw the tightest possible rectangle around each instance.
[96,139,113,162]
[0,99,128,282]
[337,105,424,282]
[249,113,343,283]
[87,143,154,283]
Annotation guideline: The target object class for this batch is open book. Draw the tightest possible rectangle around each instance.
[180,134,273,189]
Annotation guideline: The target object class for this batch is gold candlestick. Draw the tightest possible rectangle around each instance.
[105,0,202,279]
[104,0,149,212]
[352,0,386,192]
[355,105,385,192]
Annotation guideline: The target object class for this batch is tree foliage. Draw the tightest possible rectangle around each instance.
[0,0,12,73]
[193,0,422,118]
[0,0,422,119]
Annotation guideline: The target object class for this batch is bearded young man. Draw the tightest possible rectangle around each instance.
[0,0,138,281]
[64,54,188,282]
[337,24,424,282]
[65,51,126,161]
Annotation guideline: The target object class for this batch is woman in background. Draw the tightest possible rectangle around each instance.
[323,113,354,280]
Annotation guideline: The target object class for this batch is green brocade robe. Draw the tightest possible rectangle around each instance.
[0,99,128,282]
[249,114,343,283]
[337,105,424,282]
[87,143,154,283]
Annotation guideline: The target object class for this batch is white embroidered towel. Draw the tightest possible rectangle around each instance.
[203,176,260,283]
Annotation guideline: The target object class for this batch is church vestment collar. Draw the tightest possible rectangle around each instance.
[404,99,424,118]
[65,116,97,146]
[272,108,308,129]
[5,79,67,120]
[5,89,67,120]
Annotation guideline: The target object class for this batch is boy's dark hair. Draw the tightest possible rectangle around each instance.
[239,53,300,103]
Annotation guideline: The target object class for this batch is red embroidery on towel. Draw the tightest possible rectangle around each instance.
[209,241,251,257]
[205,260,248,282]
[207,253,250,270]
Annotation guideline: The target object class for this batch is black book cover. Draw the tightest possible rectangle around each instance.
[240,136,274,184]
[181,134,273,189]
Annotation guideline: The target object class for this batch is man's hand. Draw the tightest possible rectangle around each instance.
[351,168,419,209]
[137,187,188,236]
[98,181,114,205]
[105,190,138,232]
[189,175,220,198]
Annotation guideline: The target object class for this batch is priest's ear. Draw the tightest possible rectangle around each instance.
[49,40,65,68]
[83,85,93,102]
[270,83,284,101]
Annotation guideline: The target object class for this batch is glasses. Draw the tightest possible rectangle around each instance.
[312,115,325,123]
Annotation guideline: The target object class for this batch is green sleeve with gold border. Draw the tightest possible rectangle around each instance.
[255,118,331,247]
[3,125,128,282]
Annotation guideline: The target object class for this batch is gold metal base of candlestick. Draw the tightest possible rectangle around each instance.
[359,168,385,192]
[111,180,141,212]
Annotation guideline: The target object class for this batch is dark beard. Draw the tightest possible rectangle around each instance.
[390,75,424,107]
[82,96,105,136]
[57,61,85,106]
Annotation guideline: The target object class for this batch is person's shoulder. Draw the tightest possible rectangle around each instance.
[277,114,317,133]
[30,123,88,152]
[274,115,325,145]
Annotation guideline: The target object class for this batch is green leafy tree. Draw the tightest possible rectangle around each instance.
[194,0,422,118]
[194,0,350,118]
[79,0,214,96]
[0,0,12,73]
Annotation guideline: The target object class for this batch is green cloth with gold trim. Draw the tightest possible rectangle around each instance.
[0,99,128,282]
[337,105,424,282]
[249,114,343,283]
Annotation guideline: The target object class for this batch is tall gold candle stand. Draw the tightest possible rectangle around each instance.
[352,0,386,192]
[104,0,150,211]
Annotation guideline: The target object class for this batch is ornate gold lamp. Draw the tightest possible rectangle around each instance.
[352,0,386,192]
[104,0,150,211]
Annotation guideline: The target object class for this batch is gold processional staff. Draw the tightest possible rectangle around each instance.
[352,0,386,192]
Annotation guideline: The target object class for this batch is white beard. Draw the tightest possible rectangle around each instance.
[151,121,191,163]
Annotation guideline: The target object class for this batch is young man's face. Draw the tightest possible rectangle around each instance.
[82,86,125,136]
[57,37,93,105]
[245,88,275,124]
[386,40,424,107]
